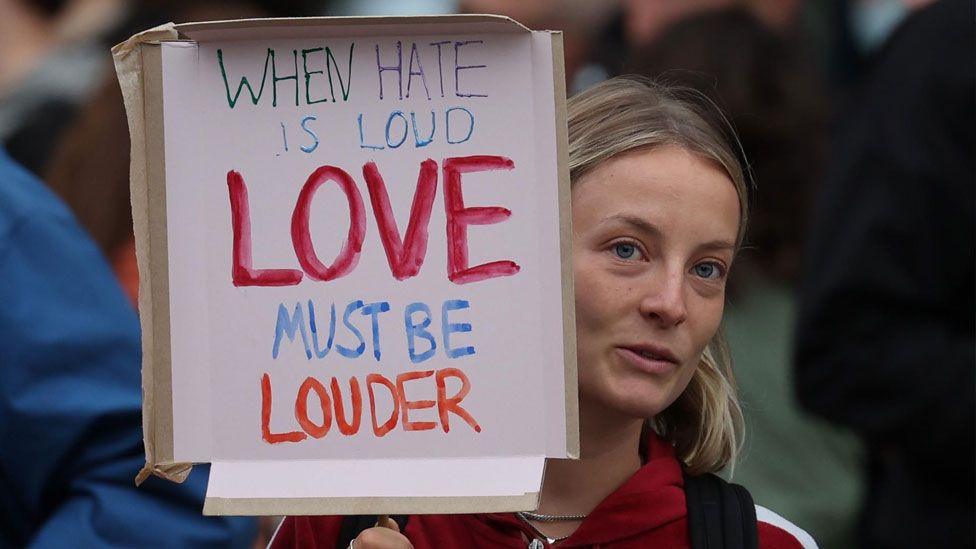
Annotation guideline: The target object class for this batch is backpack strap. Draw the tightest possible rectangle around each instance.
[336,515,410,548]
[684,472,758,549]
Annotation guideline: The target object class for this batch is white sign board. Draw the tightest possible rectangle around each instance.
[115,15,576,515]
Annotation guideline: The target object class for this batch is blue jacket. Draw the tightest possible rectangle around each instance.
[0,149,256,547]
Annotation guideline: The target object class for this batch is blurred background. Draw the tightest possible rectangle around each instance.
[0,0,971,548]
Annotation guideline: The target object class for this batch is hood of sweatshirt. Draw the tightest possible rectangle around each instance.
[469,434,686,547]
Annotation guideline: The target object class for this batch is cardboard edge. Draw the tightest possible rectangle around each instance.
[549,32,579,460]
[175,13,532,37]
[202,493,540,516]
[113,24,192,484]
[114,18,573,484]
[141,43,178,468]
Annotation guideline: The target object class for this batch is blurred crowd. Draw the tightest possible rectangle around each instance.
[0,0,972,548]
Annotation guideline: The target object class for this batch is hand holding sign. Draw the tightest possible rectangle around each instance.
[351,517,412,549]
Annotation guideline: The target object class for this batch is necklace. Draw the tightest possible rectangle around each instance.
[517,510,588,522]
[516,511,583,546]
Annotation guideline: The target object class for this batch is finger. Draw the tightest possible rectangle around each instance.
[354,526,412,548]
[374,516,401,533]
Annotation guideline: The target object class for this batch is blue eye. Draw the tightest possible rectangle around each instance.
[613,243,637,259]
[693,262,723,279]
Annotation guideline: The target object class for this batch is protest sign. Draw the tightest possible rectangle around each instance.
[114,15,576,515]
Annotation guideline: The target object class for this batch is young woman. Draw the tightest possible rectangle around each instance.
[270,77,815,548]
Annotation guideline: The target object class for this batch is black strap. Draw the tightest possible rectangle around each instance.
[336,515,409,548]
[684,472,758,549]
[730,483,759,549]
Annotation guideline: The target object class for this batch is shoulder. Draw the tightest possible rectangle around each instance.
[0,149,135,336]
[0,149,73,235]
[756,505,818,549]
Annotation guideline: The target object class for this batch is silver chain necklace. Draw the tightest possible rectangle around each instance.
[516,511,585,546]
[516,510,588,522]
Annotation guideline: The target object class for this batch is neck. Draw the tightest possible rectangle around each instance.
[537,398,644,515]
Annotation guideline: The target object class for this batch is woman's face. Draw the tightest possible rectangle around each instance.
[572,145,740,420]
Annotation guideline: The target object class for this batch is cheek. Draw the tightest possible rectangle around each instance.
[573,259,614,335]
[674,360,700,399]
[654,298,726,413]
[688,297,726,357]
[572,258,636,364]
[573,259,620,390]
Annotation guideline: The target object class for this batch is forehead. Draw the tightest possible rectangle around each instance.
[571,146,740,244]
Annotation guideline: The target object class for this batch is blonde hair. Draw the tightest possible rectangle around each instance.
[568,76,748,475]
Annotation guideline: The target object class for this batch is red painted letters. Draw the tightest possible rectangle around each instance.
[261,373,307,444]
[291,166,367,281]
[396,370,438,431]
[332,376,363,435]
[366,373,400,437]
[227,171,304,286]
[261,369,481,443]
[442,155,520,284]
[295,376,332,439]
[436,367,481,433]
[228,158,520,286]
[362,159,438,280]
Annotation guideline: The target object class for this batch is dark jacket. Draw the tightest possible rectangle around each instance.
[794,1,975,547]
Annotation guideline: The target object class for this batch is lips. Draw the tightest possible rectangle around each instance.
[616,344,679,375]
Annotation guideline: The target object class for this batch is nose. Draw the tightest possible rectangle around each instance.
[638,267,688,327]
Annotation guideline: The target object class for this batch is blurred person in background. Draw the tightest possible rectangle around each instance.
[629,8,863,548]
[458,0,617,92]
[619,0,802,47]
[794,0,974,547]
[588,0,806,84]
[814,0,940,103]
[0,0,324,177]
[0,0,133,174]
[0,146,256,547]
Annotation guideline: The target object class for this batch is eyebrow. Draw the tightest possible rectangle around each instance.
[697,240,737,253]
[598,214,736,252]
[598,214,662,239]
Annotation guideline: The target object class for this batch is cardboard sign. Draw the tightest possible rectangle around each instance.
[114,15,576,515]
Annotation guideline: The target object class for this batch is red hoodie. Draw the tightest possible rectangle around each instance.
[270,435,812,548]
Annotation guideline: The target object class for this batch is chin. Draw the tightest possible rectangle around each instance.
[616,394,674,419]
[582,380,679,421]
